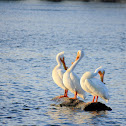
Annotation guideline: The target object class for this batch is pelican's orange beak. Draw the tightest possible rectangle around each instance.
[75,52,80,61]
[98,71,105,82]
[71,51,80,64]
[60,57,68,70]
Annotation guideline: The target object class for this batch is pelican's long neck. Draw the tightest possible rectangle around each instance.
[92,72,97,78]
[67,59,80,73]
[94,68,101,75]
[56,57,62,67]
[94,70,98,75]
[93,69,100,77]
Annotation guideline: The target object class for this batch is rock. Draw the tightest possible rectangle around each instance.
[51,96,112,111]
[84,102,112,111]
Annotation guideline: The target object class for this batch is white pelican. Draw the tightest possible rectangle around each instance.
[80,66,109,102]
[93,67,105,102]
[63,50,86,99]
[52,51,68,98]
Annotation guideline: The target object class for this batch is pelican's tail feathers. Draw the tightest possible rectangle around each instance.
[78,93,86,100]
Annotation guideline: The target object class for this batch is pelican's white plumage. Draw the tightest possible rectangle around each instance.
[63,50,86,99]
[80,66,109,102]
[52,52,68,97]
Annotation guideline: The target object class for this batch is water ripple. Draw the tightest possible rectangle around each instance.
[0,1,126,126]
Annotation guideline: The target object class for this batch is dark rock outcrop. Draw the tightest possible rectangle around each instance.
[52,97,112,111]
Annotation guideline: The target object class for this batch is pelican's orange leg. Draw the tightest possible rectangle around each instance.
[92,96,95,102]
[95,96,98,102]
[59,89,68,98]
[59,96,65,98]
[69,91,77,99]
[64,89,68,97]
[74,91,77,99]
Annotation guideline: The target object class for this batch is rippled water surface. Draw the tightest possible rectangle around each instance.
[0,0,126,125]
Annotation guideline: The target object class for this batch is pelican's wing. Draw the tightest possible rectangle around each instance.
[52,68,66,90]
[70,72,80,89]
[85,78,109,100]
[57,69,65,80]
[70,72,86,99]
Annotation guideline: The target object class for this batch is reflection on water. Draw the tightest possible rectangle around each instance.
[47,106,108,125]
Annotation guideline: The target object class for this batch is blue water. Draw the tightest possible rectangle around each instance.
[0,0,126,125]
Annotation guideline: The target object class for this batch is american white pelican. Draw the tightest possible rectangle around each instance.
[80,66,109,102]
[63,50,86,99]
[52,52,68,98]
[94,67,106,102]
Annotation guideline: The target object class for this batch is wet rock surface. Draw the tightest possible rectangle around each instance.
[52,97,112,111]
